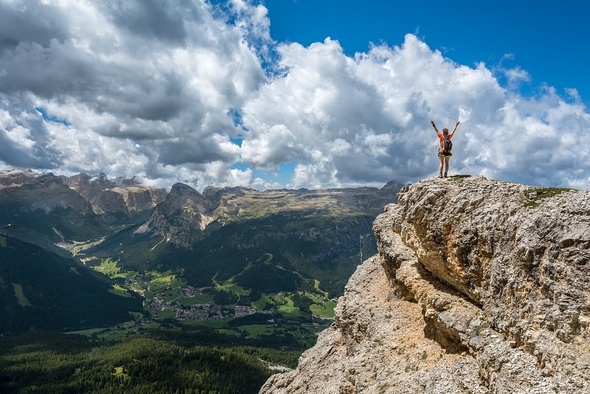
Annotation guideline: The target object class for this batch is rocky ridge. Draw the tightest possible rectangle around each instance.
[261,176,590,393]
[61,172,167,218]
[0,169,403,249]
[0,169,166,221]
[137,181,404,248]
[0,169,94,214]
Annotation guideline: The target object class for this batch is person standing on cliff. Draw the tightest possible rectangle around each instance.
[431,120,460,178]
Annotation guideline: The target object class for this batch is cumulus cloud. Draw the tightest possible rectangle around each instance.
[0,0,265,188]
[241,32,590,189]
[0,0,589,190]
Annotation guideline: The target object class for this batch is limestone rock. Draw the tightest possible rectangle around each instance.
[261,176,590,393]
[136,182,212,247]
[62,172,167,217]
[0,169,94,214]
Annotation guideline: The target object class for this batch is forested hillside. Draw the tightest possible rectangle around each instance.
[0,332,299,394]
[0,234,143,334]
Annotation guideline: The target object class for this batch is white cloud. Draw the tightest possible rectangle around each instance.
[241,34,507,186]
[0,1,589,190]
[241,32,590,188]
[0,0,267,186]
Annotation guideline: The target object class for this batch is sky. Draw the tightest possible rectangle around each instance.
[1,0,590,191]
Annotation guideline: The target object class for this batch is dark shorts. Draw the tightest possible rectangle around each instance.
[438,151,452,158]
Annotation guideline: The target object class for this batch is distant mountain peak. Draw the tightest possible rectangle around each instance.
[138,183,213,246]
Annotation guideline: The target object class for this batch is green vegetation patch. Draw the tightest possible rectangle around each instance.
[108,284,133,298]
[149,270,187,287]
[157,310,178,319]
[12,283,32,306]
[152,273,177,284]
[239,324,278,338]
[310,300,337,318]
[524,187,576,208]
[94,258,123,278]
[178,293,215,305]
[112,366,130,380]
[218,281,248,295]
[278,304,302,316]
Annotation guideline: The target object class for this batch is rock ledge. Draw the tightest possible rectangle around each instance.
[261,176,590,393]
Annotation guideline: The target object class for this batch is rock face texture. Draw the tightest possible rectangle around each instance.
[0,169,94,214]
[62,172,167,218]
[261,176,590,393]
[136,182,213,247]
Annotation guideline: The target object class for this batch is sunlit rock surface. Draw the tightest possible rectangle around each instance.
[261,176,590,393]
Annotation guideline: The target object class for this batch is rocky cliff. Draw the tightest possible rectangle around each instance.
[0,169,166,221]
[261,176,590,393]
[61,172,167,219]
[135,182,213,246]
[0,169,94,214]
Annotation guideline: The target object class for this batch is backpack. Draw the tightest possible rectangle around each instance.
[442,136,453,153]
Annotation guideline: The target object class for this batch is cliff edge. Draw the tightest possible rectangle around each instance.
[260,176,590,393]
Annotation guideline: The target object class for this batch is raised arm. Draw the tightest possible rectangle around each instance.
[431,120,440,134]
[450,120,460,137]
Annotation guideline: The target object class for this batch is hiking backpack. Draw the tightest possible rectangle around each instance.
[442,136,453,153]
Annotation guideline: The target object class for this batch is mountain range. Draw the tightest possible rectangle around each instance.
[0,168,402,335]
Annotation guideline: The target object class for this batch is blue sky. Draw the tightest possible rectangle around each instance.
[1,0,589,190]
[264,0,590,103]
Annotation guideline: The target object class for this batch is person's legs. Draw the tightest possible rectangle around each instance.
[444,157,450,177]
[438,156,444,177]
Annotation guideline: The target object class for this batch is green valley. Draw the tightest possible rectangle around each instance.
[0,169,402,393]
